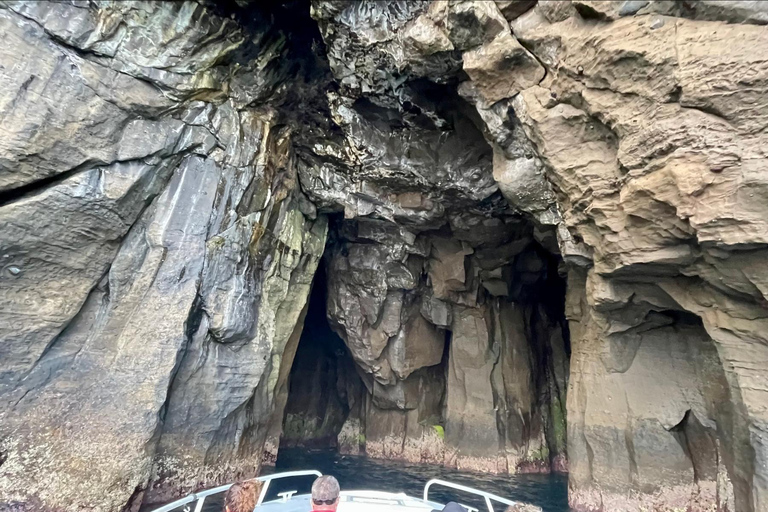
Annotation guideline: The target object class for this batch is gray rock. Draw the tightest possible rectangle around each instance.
[420,293,453,328]
[0,158,178,391]
[0,1,325,508]
[1,2,767,512]
[388,311,445,380]
[444,1,509,51]
[0,9,173,191]
[494,1,538,21]
[0,155,223,509]
[619,1,649,16]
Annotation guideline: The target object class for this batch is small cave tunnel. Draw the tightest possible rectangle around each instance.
[279,259,365,451]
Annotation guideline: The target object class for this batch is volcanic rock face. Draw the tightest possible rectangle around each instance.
[0,1,326,508]
[322,215,568,473]
[507,7,768,511]
[0,1,767,512]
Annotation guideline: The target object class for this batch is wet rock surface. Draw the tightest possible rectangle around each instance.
[0,1,766,512]
[0,1,326,509]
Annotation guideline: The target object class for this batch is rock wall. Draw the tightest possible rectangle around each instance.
[303,2,768,511]
[507,4,768,511]
[320,215,569,474]
[0,1,327,509]
[1,1,767,512]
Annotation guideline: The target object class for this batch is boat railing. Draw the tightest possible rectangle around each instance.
[151,470,322,512]
[423,478,516,512]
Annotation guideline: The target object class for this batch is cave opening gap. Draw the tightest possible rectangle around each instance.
[279,256,365,452]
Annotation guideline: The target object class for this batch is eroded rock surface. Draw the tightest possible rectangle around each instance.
[0,1,326,509]
[321,212,568,474]
[506,7,768,510]
[1,1,767,512]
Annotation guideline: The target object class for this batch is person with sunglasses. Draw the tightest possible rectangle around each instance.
[310,475,341,512]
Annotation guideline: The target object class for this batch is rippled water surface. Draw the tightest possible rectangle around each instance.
[265,449,571,512]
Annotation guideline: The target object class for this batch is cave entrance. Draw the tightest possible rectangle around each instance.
[278,215,571,474]
[279,260,364,451]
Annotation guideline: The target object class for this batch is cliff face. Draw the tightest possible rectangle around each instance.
[0,1,766,512]
[0,1,327,508]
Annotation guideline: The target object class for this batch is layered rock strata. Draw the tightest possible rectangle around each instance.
[305,2,768,511]
[322,216,569,474]
[0,1,767,512]
[0,1,326,509]
[509,6,768,511]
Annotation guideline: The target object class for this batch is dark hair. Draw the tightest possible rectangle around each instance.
[224,479,262,512]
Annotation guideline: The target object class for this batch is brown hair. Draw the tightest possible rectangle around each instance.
[223,479,263,512]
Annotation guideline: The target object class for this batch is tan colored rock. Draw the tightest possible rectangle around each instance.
[400,15,454,56]
[567,270,737,512]
[639,0,768,24]
[444,305,501,470]
[463,32,546,104]
[505,504,543,512]
[396,191,431,210]
[536,0,578,23]
[429,237,474,299]
[389,312,445,380]
[676,19,768,134]
[510,7,552,40]
[364,404,445,465]
[509,10,768,512]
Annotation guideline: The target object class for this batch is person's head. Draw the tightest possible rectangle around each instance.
[311,475,340,511]
[505,504,543,512]
[223,479,263,512]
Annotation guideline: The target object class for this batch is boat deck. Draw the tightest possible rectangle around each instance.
[151,470,515,512]
[259,491,438,512]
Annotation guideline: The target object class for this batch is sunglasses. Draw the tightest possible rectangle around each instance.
[312,499,337,505]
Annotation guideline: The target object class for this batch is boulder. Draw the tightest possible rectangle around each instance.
[463,32,546,104]
[429,238,474,299]
[389,312,445,380]
[494,1,538,21]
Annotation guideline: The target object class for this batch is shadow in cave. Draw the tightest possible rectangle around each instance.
[279,260,364,451]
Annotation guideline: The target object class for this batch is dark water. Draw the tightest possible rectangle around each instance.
[264,449,571,512]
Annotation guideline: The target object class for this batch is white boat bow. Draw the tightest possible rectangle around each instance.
[151,470,517,512]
